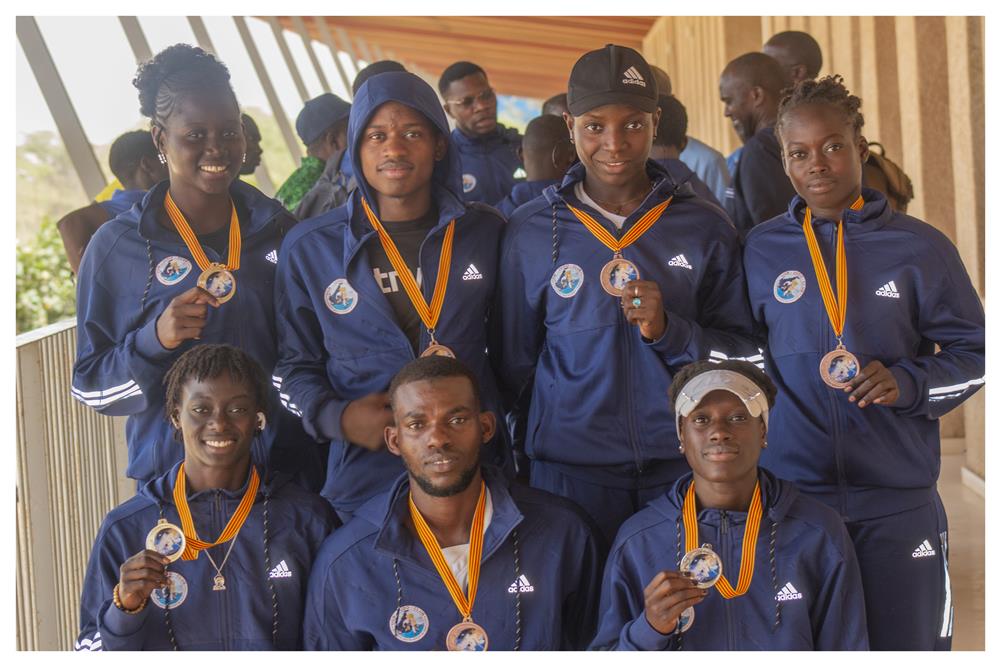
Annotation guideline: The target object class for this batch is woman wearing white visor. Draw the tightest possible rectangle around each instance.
[591,359,868,650]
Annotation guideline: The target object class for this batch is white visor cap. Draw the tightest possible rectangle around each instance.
[674,369,769,436]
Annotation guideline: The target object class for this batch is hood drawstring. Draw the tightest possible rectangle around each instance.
[550,202,561,266]
[140,239,155,310]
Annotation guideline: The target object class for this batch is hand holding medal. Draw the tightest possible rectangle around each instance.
[675,480,764,632]
[622,281,667,340]
[844,359,900,408]
[155,286,220,350]
[642,570,707,635]
[164,191,242,305]
[115,548,172,613]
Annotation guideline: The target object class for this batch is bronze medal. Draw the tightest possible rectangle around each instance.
[819,346,861,389]
[197,263,236,304]
[421,343,456,358]
[146,519,186,563]
[679,544,724,589]
[446,620,489,651]
[599,256,640,297]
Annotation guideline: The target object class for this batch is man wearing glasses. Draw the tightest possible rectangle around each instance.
[438,61,524,207]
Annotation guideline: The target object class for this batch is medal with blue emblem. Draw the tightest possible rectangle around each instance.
[566,198,673,298]
[164,191,241,305]
[802,196,865,389]
[362,197,457,358]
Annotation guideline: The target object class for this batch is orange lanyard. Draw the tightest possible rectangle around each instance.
[361,197,455,335]
[408,482,486,621]
[164,191,242,271]
[801,195,865,340]
[171,462,259,561]
[565,197,672,254]
[683,480,762,599]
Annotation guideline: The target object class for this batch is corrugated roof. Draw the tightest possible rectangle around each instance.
[279,16,657,99]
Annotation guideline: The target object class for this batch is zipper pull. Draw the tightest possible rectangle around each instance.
[720,510,729,535]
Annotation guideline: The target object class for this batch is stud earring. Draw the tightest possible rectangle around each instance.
[241,153,247,165]
[158,152,167,165]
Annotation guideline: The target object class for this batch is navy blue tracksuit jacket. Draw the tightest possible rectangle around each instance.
[273,72,510,515]
[744,190,985,521]
[76,465,334,650]
[497,179,560,219]
[591,470,869,650]
[451,124,523,205]
[498,160,757,489]
[99,188,146,218]
[303,466,604,650]
[72,181,298,483]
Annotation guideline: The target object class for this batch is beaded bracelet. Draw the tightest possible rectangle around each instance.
[113,583,148,615]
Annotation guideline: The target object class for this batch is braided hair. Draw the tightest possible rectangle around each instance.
[133,43,236,127]
[774,74,865,144]
[162,344,268,423]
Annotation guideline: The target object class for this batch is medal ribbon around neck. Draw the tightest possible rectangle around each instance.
[172,462,259,561]
[164,191,242,271]
[361,197,455,336]
[408,481,487,622]
[801,195,865,342]
[683,480,763,599]
[565,196,673,255]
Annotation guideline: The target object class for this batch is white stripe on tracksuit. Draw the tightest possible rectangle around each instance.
[71,380,143,406]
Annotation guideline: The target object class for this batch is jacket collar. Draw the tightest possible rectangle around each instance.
[369,466,524,570]
[652,467,796,527]
[139,460,278,507]
[543,159,681,226]
[450,124,514,151]
[786,187,892,232]
[134,179,285,245]
[341,184,468,268]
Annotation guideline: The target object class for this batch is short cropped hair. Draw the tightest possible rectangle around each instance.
[438,61,487,96]
[108,130,159,182]
[654,95,687,149]
[388,356,482,410]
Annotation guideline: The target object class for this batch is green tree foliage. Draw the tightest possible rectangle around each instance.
[17,215,76,334]
[16,131,89,243]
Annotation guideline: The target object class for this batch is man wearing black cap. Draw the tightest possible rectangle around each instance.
[438,61,523,206]
[276,92,353,216]
[498,44,755,544]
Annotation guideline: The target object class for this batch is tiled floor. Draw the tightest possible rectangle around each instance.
[938,452,984,650]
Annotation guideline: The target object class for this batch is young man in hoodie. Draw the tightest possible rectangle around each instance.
[744,76,983,650]
[591,360,868,650]
[439,61,523,206]
[304,356,603,650]
[719,52,797,237]
[499,44,756,545]
[274,71,511,523]
[497,114,575,218]
[76,345,334,651]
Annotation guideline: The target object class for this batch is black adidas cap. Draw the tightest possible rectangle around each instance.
[567,44,659,116]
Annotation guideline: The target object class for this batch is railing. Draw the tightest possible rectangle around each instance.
[16,319,132,651]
